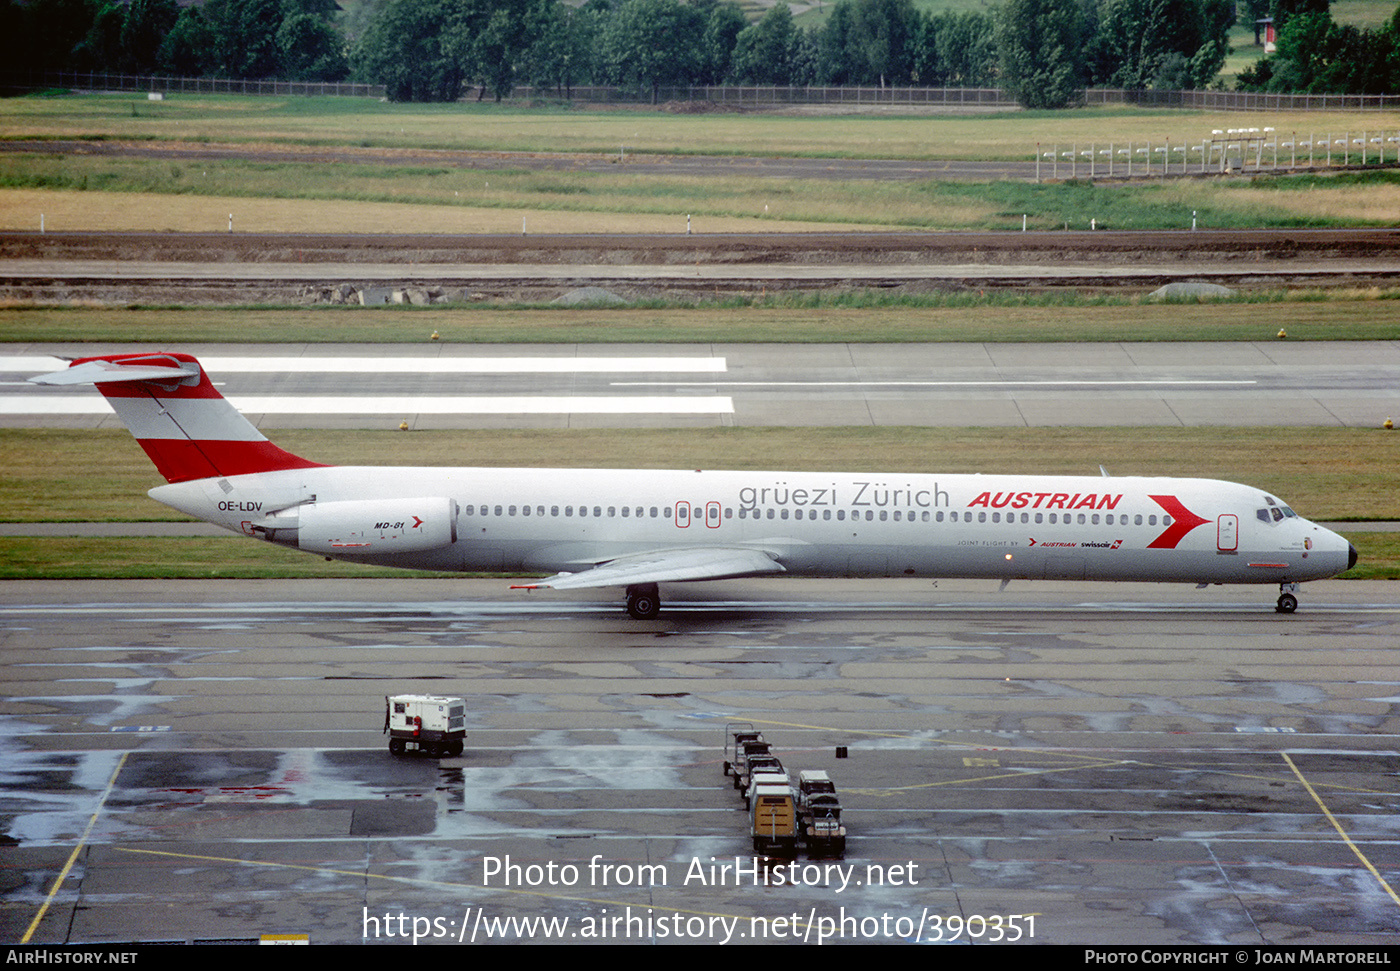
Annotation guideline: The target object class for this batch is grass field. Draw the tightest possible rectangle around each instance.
[3,94,1396,162]
[3,297,1398,343]
[6,168,1400,234]
[2,95,1399,233]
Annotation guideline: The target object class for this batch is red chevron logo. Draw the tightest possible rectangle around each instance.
[1147,495,1211,549]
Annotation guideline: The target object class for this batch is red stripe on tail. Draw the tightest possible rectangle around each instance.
[73,352,327,483]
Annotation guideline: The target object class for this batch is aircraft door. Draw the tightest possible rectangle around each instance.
[706,501,721,528]
[1217,514,1238,551]
[675,502,690,528]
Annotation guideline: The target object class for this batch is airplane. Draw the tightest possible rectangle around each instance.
[31,351,1357,617]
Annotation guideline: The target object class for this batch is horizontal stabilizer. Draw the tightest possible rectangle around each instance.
[529,546,784,590]
[28,352,324,483]
[29,359,200,387]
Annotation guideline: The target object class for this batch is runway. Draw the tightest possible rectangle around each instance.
[5,338,1399,945]
[6,341,1399,428]
[3,578,1399,945]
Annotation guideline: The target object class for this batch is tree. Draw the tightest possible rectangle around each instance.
[998,0,1084,107]
[815,0,919,85]
[1090,0,1231,89]
[277,12,348,80]
[203,0,286,78]
[731,3,801,84]
[159,6,217,75]
[1239,8,1400,93]
[469,0,553,100]
[352,0,466,100]
[914,10,997,86]
[597,0,703,101]
[697,0,747,84]
[119,0,180,73]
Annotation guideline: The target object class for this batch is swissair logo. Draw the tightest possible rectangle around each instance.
[1146,495,1210,549]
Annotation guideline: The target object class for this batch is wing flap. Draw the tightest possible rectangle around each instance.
[522,547,784,590]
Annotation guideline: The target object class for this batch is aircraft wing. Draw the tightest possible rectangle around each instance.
[521,546,785,591]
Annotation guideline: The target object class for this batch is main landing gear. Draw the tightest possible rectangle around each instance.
[1276,582,1299,614]
[626,583,661,619]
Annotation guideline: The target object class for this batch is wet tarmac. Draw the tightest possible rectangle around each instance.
[3,577,1399,945]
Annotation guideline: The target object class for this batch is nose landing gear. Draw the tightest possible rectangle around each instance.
[1276,582,1299,614]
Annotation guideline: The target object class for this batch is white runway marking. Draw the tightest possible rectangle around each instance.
[2,355,727,374]
[612,380,1259,387]
[1,395,735,415]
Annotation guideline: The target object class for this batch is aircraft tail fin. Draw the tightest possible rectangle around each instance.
[30,353,326,483]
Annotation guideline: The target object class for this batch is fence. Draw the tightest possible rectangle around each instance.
[7,72,1400,112]
[1085,88,1400,111]
[1036,128,1400,180]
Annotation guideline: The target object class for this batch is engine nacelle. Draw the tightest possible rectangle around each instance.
[298,497,457,555]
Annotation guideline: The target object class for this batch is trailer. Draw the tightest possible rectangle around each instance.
[723,722,764,778]
[751,783,800,856]
[384,694,466,757]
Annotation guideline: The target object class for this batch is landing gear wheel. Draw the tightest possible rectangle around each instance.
[626,583,660,620]
[1276,593,1298,613]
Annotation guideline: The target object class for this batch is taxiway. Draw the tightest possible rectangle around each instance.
[3,578,1399,945]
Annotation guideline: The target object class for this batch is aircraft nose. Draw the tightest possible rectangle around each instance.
[1349,542,1358,571]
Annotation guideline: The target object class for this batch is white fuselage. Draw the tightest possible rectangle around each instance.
[149,465,1354,587]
